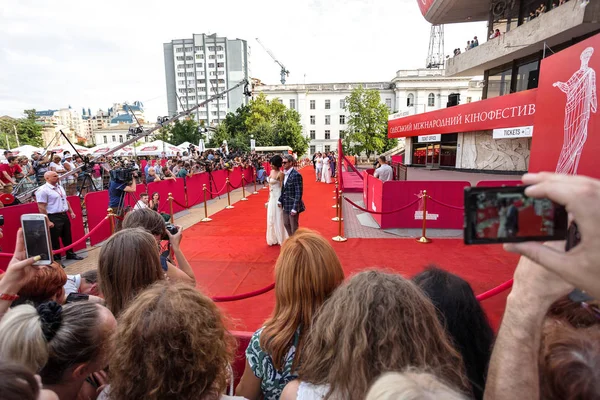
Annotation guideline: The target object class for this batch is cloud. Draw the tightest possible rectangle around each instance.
[0,0,485,121]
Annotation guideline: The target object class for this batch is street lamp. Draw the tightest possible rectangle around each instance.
[250,134,255,151]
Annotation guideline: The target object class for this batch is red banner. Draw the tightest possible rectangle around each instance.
[529,33,599,178]
[388,89,538,138]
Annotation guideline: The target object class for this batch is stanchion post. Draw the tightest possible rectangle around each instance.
[168,193,175,224]
[332,179,339,208]
[417,190,432,244]
[107,208,115,234]
[332,183,343,222]
[332,191,347,242]
[225,178,234,209]
[241,174,248,201]
[252,170,259,194]
[201,184,212,222]
[333,179,338,194]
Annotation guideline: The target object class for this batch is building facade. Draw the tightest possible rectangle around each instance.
[94,124,154,147]
[389,0,600,172]
[255,69,482,156]
[36,107,84,146]
[163,33,251,127]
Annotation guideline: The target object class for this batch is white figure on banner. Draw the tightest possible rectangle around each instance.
[553,47,597,175]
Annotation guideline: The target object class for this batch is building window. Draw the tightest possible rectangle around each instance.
[176,56,184,61]
[217,54,224,59]
[407,93,415,107]
[340,99,346,109]
[310,115,315,125]
[325,115,330,125]
[325,145,331,152]
[217,62,224,68]
[186,72,194,77]
[111,135,116,142]
[515,60,540,92]
[310,100,315,110]
[427,93,435,107]
[310,130,316,139]
[466,97,472,103]
[310,145,316,154]
[196,54,204,59]
[209,55,216,59]
[487,67,513,99]
[177,72,185,77]
[176,47,183,53]
[325,130,330,139]
[208,63,215,68]
[289,99,296,109]
[340,130,346,139]
[194,46,202,51]
[339,115,346,124]
[103,136,107,144]
[185,56,193,61]
[385,98,392,110]
[119,135,123,143]
[325,100,331,109]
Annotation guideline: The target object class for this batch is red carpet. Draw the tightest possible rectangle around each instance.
[180,167,517,332]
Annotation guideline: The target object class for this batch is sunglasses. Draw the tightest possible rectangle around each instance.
[282,161,289,164]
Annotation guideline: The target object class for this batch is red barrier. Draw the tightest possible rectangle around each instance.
[228,167,243,189]
[263,162,271,176]
[123,183,147,208]
[84,191,112,246]
[363,174,469,229]
[231,331,252,387]
[186,173,210,207]
[210,169,228,198]
[476,180,523,187]
[66,197,86,253]
[147,178,186,213]
[476,279,514,301]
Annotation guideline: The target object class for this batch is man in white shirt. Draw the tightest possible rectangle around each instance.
[36,171,84,262]
[374,156,393,182]
[134,193,149,210]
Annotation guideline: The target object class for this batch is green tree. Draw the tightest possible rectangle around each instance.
[168,118,204,146]
[0,109,44,148]
[344,86,391,157]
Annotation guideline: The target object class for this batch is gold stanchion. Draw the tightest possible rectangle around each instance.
[252,171,259,195]
[417,190,432,244]
[201,184,212,222]
[168,193,175,224]
[225,178,235,209]
[107,208,115,234]
[332,183,343,222]
[333,179,338,194]
[332,191,347,242]
[240,174,248,201]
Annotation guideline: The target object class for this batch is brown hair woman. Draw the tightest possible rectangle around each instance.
[98,228,164,317]
[281,270,470,400]
[101,281,240,400]
[235,229,345,400]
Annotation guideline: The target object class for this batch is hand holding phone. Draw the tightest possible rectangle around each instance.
[21,214,53,265]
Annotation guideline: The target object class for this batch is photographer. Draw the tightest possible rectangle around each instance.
[122,208,196,285]
[108,168,137,230]
[374,155,393,182]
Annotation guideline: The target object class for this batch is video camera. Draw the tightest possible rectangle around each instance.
[162,223,179,240]
[109,167,137,184]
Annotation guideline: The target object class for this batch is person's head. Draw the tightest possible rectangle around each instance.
[139,193,149,205]
[52,155,61,164]
[270,155,283,171]
[283,155,294,171]
[366,370,468,400]
[0,362,58,400]
[64,154,72,162]
[495,29,500,33]
[547,295,600,328]
[79,270,100,296]
[8,262,67,306]
[6,156,17,166]
[298,270,469,399]
[108,281,234,399]
[581,47,594,66]
[262,229,344,370]
[32,152,41,160]
[122,208,166,243]
[540,320,600,399]
[413,267,493,399]
[148,167,156,176]
[378,156,387,165]
[152,192,160,201]
[98,228,164,317]
[43,171,59,185]
[4,150,12,157]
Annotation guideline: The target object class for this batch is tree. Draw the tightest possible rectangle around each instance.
[344,86,391,157]
[0,109,44,148]
[167,118,204,146]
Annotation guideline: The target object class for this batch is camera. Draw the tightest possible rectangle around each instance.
[162,223,179,240]
[109,167,136,184]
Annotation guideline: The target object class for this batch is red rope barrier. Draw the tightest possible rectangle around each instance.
[212,282,275,303]
[476,279,513,301]
[172,198,188,209]
[206,182,228,196]
[426,195,464,210]
[344,196,421,215]
[0,217,110,258]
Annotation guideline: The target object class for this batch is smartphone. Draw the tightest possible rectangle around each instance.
[464,186,568,245]
[21,213,53,265]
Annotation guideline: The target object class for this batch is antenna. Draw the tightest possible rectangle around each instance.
[426,25,445,69]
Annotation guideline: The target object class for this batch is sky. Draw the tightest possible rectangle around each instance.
[0,0,486,121]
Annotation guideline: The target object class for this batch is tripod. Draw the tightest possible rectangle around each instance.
[59,130,98,200]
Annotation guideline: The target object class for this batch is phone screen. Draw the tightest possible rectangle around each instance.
[23,219,52,261]
[464,186,568,244]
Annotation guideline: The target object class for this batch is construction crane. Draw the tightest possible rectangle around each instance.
[256,38,289,85]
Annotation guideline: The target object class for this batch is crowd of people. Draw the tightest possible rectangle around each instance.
[311,152,337,184]
[0,166,599,399]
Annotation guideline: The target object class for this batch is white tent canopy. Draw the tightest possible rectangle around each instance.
[177,141,193,149]
[136,140,181,156]
[10,145,43,158]
[48,143,90,155]
[88,145,112,155]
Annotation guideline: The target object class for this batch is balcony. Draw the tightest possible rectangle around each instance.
[445,2,600,76]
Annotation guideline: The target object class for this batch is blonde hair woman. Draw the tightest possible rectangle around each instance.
[236,229,345,400]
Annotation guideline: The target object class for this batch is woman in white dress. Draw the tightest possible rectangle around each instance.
[315,154,323,182]
[266,155,289,246]
[497,201,508,238]
[321,155,332,184]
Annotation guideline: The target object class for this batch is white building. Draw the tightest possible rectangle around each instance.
[163,33,250,127]
[36,107,85,146]
[254,69,482,156]
[94,125,155,147]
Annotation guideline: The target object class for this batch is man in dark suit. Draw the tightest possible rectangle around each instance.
[506,202,519,237]
[278,154,305,236]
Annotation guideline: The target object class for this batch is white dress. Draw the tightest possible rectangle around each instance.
[321,158,332,184]
[297,382,331,400]
[266,176,289,246]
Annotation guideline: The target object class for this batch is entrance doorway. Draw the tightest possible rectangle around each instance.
[425,144,440,169]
